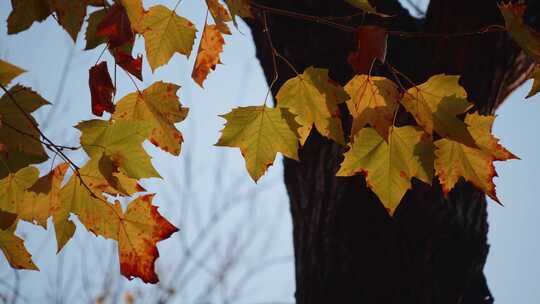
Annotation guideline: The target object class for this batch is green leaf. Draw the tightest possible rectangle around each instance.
[113,82,189,156]
[77,119,160,180]
[216,106,300,181]
[141,5,197,71]
[276,67,348,145]
[7,0,51,35]
[0,59,26,87]
[337,126,433,215]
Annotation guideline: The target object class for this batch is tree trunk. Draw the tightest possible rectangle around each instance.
[246,1,538,303]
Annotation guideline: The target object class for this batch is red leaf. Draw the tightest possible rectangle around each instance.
[89,62,115,116]
[96,4,134,48]
[348,26,388,74]
[113,48,143,81]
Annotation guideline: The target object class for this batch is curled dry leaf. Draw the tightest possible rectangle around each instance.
[192,24,225,87]
[89,61,116,117]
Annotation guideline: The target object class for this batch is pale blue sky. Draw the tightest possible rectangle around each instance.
[0,1,539,303]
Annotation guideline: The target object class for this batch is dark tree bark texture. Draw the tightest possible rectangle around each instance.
[246,1,539,303]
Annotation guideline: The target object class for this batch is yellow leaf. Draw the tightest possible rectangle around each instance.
[0,166,39,214]
[7,0,51,35]
[192,24,225,87]
[113,82,189,156]
[216,106,300,182]
[401,74,475,145]
[465,112,518,161]
[19,163,68,228]
[0,59,26,87]
[48,0,88,41]
[0,229,38,270]
[206,0,232,34]
[344,75,399,139]
[276,67,348,145]
[118,194,178,283]
[499,3,540,63]
[434,139,499,202]
[141,5,197,71]
[337,126,433,215]
[526,65,540,98]
[120,0,145,33]
[77,119,160,179]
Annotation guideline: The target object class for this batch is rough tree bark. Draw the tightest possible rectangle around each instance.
[246,1,538,303]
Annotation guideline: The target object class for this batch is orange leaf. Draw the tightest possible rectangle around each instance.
[118,194,178,283]
[192,24,225,87]
[89,62,115,116]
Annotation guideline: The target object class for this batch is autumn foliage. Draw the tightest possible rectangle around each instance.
[1,0,540,285]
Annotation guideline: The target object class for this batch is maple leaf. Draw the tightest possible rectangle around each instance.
[499,3,540,63]
[225,0,253,26]
[112,48,144,81]
[344,75,399,138]
[216,106,300,182]
[117,194,178,283]
[113,82,189,156]
[0,166,39,215]
[7,0,51,35]
[120,0,145,33]
[141,5,197,71]
[337,126,433,215]
[0,228,39,270]
[465,112,518,161]
[96,3,134,49]
[77,119,160,179]
[85,9,108,50]
[526,65,540,98]
[276,67,348,145]
[0,59,25,87]
[206,0,233,35]
[48,0,88,41]
[434,112,516,202]
[0,85,49,177]
[19,163,68,228]
[348,26,388,74]
[400,74,476,145]
[192,24,226,87]
[89,62,116,117]
[345,0,389,17]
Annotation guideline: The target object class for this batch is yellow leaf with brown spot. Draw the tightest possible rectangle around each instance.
[276,67,348,145]
[192,24,225,87]
[337,126,433,215]
[465,112,518,161]
[113,82,189,156]
[216,106,300,181]
[0,166,39,214]
[141,5,197,71]
[344,75,399,139]
[206,0,232,34]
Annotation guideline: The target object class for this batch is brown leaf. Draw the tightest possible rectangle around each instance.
[348,26,388,74]
[112,48,143,81]
[96,4,134,49]
[89,62,115,116]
